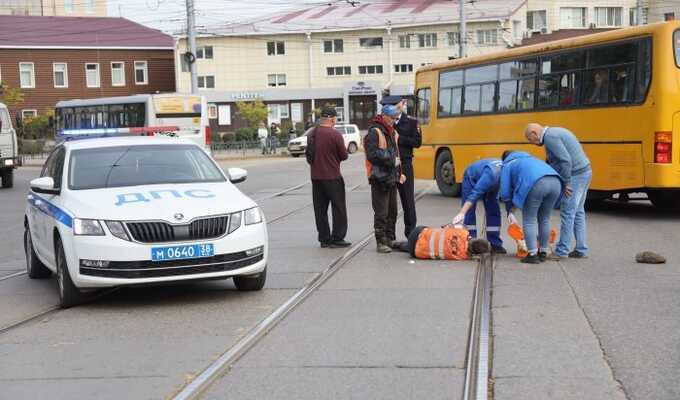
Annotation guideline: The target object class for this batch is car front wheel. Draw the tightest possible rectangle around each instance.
[55,237,85,308]
[233,267,266,291]
[25,227,51,278]
[347,142,358,154]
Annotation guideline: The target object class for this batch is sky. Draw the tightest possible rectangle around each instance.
[107,0,332,35]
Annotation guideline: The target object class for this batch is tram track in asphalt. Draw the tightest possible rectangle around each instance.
[170,185,435,400]
[0,180,365,338]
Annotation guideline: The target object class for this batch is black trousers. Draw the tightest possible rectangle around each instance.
[371,183,398,245]
[397,160,417,238]
[312,178,348,244]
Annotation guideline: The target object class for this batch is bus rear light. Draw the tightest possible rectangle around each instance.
[654,131,672,163]
[205,126,212,146]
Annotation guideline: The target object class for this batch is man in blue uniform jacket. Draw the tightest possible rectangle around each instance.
[451,158,507,254]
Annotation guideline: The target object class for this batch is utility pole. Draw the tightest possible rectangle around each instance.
[636,0,643,25]
[459,0,466,58]
[185,0,199,94]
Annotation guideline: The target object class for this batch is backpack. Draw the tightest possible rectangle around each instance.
[305,127,317,165]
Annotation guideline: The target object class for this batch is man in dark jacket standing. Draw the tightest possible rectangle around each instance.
[380,96,422,239]
[365,105,404,253]
[308,107,351,248]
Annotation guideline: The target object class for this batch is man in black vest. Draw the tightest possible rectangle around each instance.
[380,96,422,240]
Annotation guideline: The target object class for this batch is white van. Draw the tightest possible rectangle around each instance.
[0,103,18,188]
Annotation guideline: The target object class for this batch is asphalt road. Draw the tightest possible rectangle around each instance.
[0,155,678,399]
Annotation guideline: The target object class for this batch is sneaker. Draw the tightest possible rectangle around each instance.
[491,245,507,254]
[538,251,547,262]
[521,253,541,264]
[330,240,352,248]
[377,243,392,253]
[568,250,588,258]
[320,242,331,248]
[546,253,566,261]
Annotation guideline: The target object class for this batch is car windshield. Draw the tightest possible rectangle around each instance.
[68,144,225,190]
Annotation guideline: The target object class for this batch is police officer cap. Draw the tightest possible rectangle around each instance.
[320,107,337,117]
[380,95,403,105]
[381,104,400,117]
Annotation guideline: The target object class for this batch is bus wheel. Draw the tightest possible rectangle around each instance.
[647,190,680,210]
[435,151,460,197]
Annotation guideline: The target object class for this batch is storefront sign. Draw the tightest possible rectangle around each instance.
[231,92,262,100]
[347,81,376,96]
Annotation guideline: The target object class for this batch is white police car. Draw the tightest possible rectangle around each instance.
[24,136,268,307]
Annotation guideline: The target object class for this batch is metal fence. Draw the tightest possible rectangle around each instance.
[210,138,291,157]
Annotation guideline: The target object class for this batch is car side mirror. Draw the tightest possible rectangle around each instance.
[0,119,3,131]
[227,168,247,184]
[30,177,60,195]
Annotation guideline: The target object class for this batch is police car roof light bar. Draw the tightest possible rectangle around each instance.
[56,126,180,142]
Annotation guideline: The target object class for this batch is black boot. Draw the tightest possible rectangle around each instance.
[521,253,541,264]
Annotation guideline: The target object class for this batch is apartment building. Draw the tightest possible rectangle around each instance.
[0,15,175,121]
[0,0,107,17]
[176,0,527,131]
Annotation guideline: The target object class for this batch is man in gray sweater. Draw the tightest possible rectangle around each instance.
[525,123,592,259]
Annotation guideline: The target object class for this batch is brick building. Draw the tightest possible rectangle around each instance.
[0,15,175,121]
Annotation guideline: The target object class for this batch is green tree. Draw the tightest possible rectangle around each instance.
[0,81,24,106]
[236,99,268,128]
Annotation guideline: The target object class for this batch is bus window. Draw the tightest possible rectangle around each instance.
[517,80,535,111]
[499,60,537,112]
[126,104,146,127]
[464,65,497,114]
[636,38,651,103]
[416,88,431,125]
[541,51,583,74]
[587,42,636,68]
[439,87,462,116]
[498,80,518,111]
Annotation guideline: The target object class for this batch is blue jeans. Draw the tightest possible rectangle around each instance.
[522,176,562,255]
[462,175,502,247]
[556,169,592,256]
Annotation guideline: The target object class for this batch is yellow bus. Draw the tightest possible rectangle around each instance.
[413,21,680,209]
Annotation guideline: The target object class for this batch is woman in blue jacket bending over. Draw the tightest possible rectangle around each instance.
[499,151,564,264]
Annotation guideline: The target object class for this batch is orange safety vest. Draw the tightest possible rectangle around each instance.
[364,126,399,178]
[413,226,470,260]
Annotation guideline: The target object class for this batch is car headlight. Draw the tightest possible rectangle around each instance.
[228,211,242,233]
[105,221,130,241]
[73,218,105,236]
[244,207,263,225]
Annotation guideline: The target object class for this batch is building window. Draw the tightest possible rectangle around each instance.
[64,0,73,13]
[665,12,675,21]
[85,0,95,13]
[398,35,411,49]
[527,10,547,31]
[323,39,343,53]
[418,33,437,48]
[358,65,383,75]
[53,63,68,88]
[196,46,213,59]
[629,8,648,25]
[595,7,622,27]
[477,30,498,45]
[85,63,100,88]
[447,32,459,47]
[198,76,215,89]
[326,66,351,76]
[134,61,148,85]
[394,64,413,73]
[359,37,383,49]
[560,7,586,28]
[111,62,125,87]
[19,62,34,88]
[208,104,217,119]
[267,41,285,55]
[267,74,286,87]
[267,104,289,121]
